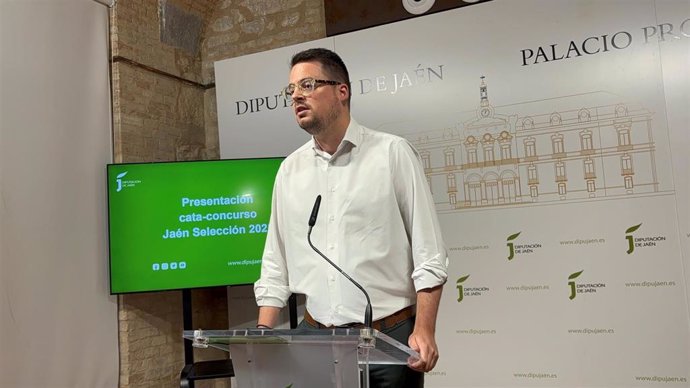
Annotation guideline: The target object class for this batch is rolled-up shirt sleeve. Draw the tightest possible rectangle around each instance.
[391,139,449,291]
[254,166,291,308]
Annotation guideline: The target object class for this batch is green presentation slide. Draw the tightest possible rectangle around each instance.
[107,158,282,293]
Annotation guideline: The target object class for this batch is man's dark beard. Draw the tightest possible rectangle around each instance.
[298,106,338,136]
[299,118,325,136]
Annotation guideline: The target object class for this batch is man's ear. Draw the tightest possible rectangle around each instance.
[337,83,350,102]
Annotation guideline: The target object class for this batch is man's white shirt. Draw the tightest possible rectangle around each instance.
[255,118,448,326]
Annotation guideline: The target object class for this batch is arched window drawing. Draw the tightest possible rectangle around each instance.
[482,133,495,163]
[524,137,536,159]
[551,133,565,155]
[500,143,511,160]
[444,148,455,167]
[555,161,566,181]
[530,185,538,198]
[615,104,628,118]
[617,126,631,146]
[584,158,595,178]
[421,152,431,170]
[549,112,562,125]
[502,178,516,202]
[468,148,478,164]
[466,174,482,207]
[528,164,538,184]
[621,154,633,174]
[578,108,591,122]
[500,171,518,203]
[624,175,634,190]
[484,173,499,206]
[483,145,495,163]
[522,117,534,129]
[580,130,593,151]
[558,182,567,196]
[498,131,512,160]
[465,136,478,165]
[587,180,596,192]
[447,173,457,190]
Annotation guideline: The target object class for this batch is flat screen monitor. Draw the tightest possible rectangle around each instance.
[107,157,283,294]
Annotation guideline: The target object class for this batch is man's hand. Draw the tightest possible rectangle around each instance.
[407,328,439,372]
[406,285,443,372]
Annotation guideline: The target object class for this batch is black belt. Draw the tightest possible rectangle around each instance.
[304,305,415,331]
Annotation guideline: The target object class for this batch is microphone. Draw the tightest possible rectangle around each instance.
[307,195,373,328]
[308,195,321,228]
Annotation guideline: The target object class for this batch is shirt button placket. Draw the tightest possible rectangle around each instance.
[326,163,339,318]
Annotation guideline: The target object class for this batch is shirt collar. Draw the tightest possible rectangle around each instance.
[311,116,361,156]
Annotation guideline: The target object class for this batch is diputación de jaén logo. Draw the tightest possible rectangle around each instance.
[568,270,583,300]
[625,223,642,254]
[114,171,141,192]
[116,172,127,192]
[507,232,521,261]
[456,275,470,302]
[568,270,606,299]
[505,232,542,260]
[624,223,666,253]
[455,275,489,302]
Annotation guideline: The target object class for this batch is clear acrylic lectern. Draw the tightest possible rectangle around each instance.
[183,327,420,388]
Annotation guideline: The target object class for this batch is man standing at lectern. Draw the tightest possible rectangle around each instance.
[254,48,448,387]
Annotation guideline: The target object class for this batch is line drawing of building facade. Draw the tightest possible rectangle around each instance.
[400,77,661,212]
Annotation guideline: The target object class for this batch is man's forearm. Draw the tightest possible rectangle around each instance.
[407,284,444,372]
[257,306,282,328]
[415,285,443,333]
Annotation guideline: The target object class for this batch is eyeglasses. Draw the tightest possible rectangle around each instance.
[280,77,341,100]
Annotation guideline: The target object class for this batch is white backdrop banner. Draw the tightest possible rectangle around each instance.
[216,0,690,386]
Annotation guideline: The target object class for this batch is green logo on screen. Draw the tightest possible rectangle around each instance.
[114,171,141,192]
[116,172,127,192]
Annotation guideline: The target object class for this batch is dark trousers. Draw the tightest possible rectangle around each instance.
[298,315,424,388]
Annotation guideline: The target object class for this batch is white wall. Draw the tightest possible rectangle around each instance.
[0,1,118,387]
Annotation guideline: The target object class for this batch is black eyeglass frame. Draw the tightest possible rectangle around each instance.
[280,78,341,100]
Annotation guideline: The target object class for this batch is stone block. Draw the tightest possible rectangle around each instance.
[241,18,266,34]
[211,15,234,32]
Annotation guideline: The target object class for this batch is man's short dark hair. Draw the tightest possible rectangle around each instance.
[291,48,351,105]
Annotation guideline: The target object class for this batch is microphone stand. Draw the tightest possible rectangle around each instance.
[306,195,373,328]
[307,195,375,388]
[307,229,373,328]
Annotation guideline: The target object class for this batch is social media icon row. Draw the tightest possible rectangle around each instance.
[152,261,187,271]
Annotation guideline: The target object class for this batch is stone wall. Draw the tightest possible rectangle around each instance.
[201,0,326,84]
[201,0,326,158]
[112,61,208,162]
[117,291,184,387]
[110,0,326,386]
[111,0,215,163]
